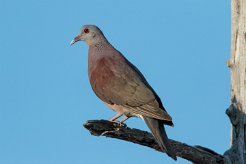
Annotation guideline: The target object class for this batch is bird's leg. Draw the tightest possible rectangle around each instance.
[108,113,129,127]
[109,112,123,122]
[119,116,129,123]
[118,116,129,127]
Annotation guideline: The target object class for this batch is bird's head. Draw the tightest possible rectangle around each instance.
[70,25,106,46]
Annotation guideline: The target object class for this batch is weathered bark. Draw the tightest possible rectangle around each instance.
[224,0,246,163]
[84,120,224,164]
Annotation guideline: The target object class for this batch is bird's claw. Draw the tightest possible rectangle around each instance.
[100,128,120,136]
[119,122,127,128]
[109,120,127,128]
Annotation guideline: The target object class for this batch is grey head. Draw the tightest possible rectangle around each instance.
[70,25,107,46]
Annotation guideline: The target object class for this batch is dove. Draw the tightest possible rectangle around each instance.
[71,25,176,160]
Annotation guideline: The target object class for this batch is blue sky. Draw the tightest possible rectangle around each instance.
[0,0,230,163]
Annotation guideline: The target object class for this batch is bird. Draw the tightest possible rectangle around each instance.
[71,25,177,160]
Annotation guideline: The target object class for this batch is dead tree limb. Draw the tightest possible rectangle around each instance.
[83,120,224,164]
[223,0,246,163]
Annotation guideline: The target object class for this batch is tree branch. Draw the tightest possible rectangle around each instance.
[83,120,225,164]
[224,0,246,163]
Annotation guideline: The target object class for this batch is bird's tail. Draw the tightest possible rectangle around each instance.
[143,116,177,160]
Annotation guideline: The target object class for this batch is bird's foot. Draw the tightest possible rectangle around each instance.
[118,121,127,128]
[108,120,127,128]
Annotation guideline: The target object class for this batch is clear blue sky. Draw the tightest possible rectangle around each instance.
[0,0,230,163]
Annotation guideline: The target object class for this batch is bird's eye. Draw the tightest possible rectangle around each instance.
[84,28,89,33]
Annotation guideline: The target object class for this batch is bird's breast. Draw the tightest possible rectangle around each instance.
[88,57,121,102]
[89,57,115,85]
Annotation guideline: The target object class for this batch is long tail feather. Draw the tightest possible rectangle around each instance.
[143,116,177,160]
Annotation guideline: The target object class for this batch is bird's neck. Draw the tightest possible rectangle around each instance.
[88,42,107,73]
[87,35,109,46]
[94,41,109,49]
[87,40,115,78]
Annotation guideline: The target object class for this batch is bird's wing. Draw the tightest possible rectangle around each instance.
[119,59,172,121]
[89,52,172,121]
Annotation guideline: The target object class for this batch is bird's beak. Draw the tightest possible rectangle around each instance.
[70,35,81,45]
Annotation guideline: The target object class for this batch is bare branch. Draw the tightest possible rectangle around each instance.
[83,120,224,164]
[224,0,246,162]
